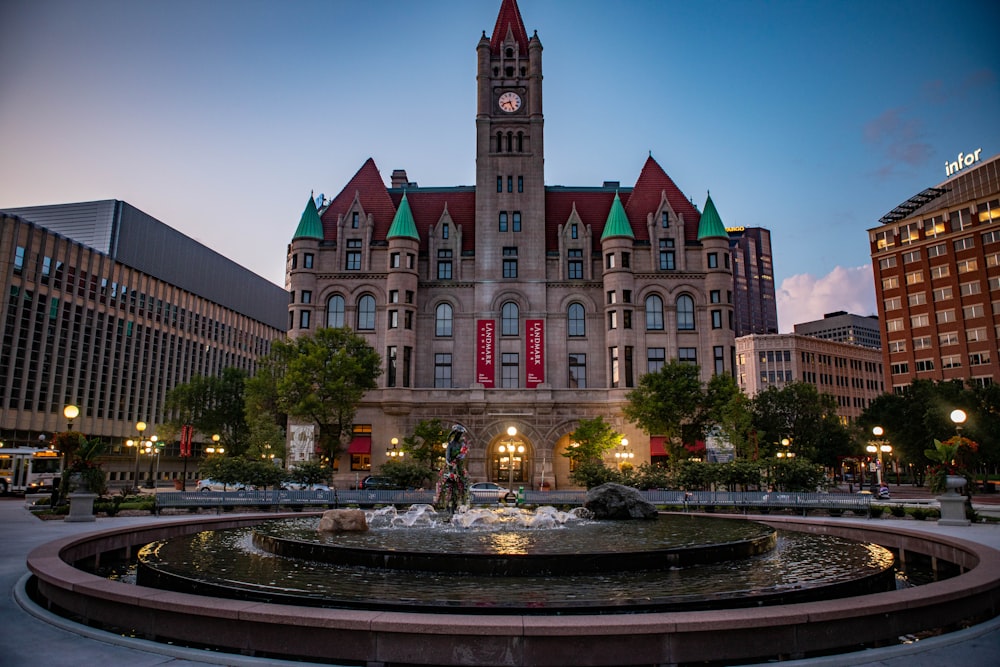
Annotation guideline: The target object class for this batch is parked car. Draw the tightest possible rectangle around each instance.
[283,482,331,491]
[359,476,400,490]
[469,481,514,503]
[196,479,245,492]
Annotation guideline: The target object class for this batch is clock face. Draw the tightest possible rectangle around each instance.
[498,91,522,113]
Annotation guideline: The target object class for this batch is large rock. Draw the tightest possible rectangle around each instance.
[584,483,658,520]
[318,508,368,532]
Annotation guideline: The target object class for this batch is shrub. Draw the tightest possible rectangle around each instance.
[869,505,885,518]
[910,507,930,520]
[890,505,906,517]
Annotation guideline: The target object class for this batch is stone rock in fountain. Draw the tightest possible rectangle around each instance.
[585,483,658,520]
[318,509,368,532]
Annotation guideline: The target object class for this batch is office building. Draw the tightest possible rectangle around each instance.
[728,227,778,335]
[869,151,1000,391]
[0,201,287,485]
[735,333,885,422]
[794,311,881,349]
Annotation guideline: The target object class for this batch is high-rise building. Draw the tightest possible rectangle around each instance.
[728,227,778,335]
[869,152,1000,391]
[735,333,884,422]
[0,201,287,486]
[285,0,735,488]
[794,311,881,349]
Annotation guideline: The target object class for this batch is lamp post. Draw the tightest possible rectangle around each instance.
[386,437,404,458]
[498,426,523,491]
[950,409,967,435]
[144,435,158,488]
[63,404,79,431]
[866,426,891,491]
[131,421,147,492]
[614,438,634,468]
[205,433,222,455]
[775,437,795,459]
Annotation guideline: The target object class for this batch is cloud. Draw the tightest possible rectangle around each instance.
[776,265,877,333]
[863,107,933,178]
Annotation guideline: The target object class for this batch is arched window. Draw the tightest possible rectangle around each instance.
[501,301,519,336]
[506,131,513,152]
[568,302,586,337]
[517,131,524,152]
[436,303,453,337]
[496,132,503,153]
[326,295,345,328]
[677,294,695,330]
[645,295,664,330]
[357,295,376,330]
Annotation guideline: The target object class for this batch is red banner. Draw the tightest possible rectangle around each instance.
[526,319,544,388]
[180,424,193,457]
[476,319,495,387]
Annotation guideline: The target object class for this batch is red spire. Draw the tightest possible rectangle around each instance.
[490,0,530,55]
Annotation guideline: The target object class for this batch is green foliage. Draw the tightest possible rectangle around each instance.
[243,460,286,490]
[715,460,765,491]
[564,416,622,465]
[198,456,250,489]
[402,418,449,471]
[569,459,620,489]
[165,368,251,456]
[770,458,826,492]
[287,460,330,486]
[247,328,382,461]
[674,459,719,491]
[379,458,434,490]
[708,374,755,459]
[750,382,849,466]
[623,361,712,466]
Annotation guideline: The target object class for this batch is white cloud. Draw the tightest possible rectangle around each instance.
[776,265,877,333]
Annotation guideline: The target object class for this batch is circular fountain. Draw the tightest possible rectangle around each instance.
[135,505,896,613]
[25,506,1000,666]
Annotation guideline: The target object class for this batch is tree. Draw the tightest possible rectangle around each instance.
[164,368,250,456]
[563,416,622,466]
[287,460,331,487]
[622,361,711,467]
[247,327,382,462]
[402,418,449,473]
[706,373,754,459]
[750,382,849,466]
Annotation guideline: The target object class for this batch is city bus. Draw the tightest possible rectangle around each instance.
[0,447,63,494]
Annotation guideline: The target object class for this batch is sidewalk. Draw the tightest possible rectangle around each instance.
[2,496,999,667]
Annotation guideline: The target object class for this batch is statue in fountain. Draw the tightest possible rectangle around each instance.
[435,425,471,514]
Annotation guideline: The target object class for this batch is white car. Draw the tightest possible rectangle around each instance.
[283,482,331,491]
[196,479,245,492]
[469,481,513,503]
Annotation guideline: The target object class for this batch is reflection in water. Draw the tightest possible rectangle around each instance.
[487,531,531,555]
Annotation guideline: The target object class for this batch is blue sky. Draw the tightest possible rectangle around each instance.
[2,0,998,331]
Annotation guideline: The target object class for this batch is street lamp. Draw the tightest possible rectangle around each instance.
[498,426,523,491]
[950,409,967,434]
[776,437,795,459]
[205,433,222,455]
[144,435,159,488]
[386,437,404,458]
[866,426,892,491]
[63,404,79,431]
[130,421,147,492]
[614,438,634,467]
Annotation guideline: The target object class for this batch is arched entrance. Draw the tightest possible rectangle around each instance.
[490,426,532,489]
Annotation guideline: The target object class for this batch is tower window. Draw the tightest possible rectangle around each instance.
[513,211,521,232]
[497,176,502,192]
[499,211,508,232]
[518,176,523,192]
[508,176,513,193]
[503,247,518,278]
[517,132,523,152]
[496,132,503,153]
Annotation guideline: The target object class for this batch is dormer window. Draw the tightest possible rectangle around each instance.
[352,212,359,228]
[506,48,514,58]
[662,211,670,228]
[442,223,450,239]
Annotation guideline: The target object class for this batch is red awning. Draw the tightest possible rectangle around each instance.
[650,436,667,457]
[347,436,371,454]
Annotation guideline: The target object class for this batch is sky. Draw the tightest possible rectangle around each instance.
[2,0,998,332]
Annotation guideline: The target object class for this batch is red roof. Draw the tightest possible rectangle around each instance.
[490,0,530,55]
[317,155,700,255]
[626,155,702,243]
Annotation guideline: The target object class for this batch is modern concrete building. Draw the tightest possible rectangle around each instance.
[0,201,287,486]
[869,151,1000,391]
[735,333,885,423]
[794,311,881,349]
[728,227,778,336]
[284,0,736,488]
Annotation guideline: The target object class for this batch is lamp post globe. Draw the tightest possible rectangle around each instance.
[63,404,79,430]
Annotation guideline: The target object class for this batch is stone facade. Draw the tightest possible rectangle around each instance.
[285,0,735,489]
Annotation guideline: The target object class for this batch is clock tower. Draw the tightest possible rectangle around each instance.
[475,0,545,289]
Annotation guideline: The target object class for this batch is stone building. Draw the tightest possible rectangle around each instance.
[285,0,735,489]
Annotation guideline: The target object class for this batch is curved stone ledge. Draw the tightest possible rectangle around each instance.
[25,513,1000,667]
